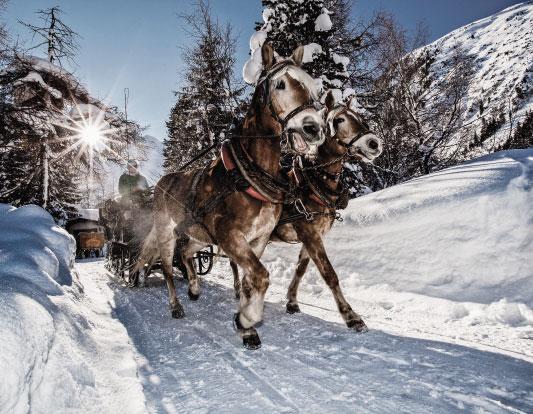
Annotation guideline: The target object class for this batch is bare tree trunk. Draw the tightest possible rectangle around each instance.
[40,8,57,208]
[41,137,50,208]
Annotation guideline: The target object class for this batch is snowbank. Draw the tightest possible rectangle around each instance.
[262,149,533,355]
[337,149,532,307]
[0,204,145,413]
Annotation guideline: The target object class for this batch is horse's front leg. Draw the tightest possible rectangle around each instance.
[295,225,367,332]
[217,230,270,350]
[229,235,269,301]
[286,246,310,314]
[179,240,206,301]
[229,261,241,299]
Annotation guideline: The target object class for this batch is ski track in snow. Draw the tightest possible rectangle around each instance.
[78,260,533,414]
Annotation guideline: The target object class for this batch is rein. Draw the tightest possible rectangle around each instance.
[183,59,324,232]
[276,105,374,227]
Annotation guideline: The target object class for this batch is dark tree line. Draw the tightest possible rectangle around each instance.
[164,0,245,172]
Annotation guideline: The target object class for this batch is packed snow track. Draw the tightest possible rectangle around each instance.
[79,259,533,414]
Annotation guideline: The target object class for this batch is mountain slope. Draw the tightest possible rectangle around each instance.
[419,2,532,150]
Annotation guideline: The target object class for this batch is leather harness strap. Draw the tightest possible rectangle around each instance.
[221,140,278,203]
[181,60,325,232]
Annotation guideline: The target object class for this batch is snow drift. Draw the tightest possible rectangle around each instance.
[0,204,145,414]
[339,149,532,307]
[260,149,533,356]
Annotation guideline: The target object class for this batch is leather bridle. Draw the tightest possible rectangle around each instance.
[256,60,323,151]
[328,105,374,154]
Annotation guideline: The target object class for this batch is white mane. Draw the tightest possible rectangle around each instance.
[269,63,320,101]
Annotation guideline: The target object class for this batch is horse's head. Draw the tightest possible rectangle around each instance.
[323,91,382,163]
[252,43,325,155]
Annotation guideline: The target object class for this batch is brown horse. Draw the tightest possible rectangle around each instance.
[231,91,383,332]
[133,42,325,349]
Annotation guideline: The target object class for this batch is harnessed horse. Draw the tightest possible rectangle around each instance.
[133,43,325,349]
[231,91,383,332]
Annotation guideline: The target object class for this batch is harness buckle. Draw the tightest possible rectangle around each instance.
[294,198,313,221]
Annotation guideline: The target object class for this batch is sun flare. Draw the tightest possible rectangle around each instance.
[80,123,105,146]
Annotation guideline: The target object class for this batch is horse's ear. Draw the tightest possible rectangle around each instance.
[325,90,335,111]
[262,42,275,70]
[326,91,337,137]
[346,96,354,108]
[291,45,305,66]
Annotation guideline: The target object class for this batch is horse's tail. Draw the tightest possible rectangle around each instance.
[132,224,159,273]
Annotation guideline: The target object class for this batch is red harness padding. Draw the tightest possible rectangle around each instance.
[221,141,271,203]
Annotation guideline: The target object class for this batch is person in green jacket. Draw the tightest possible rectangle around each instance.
[118,159,148,204]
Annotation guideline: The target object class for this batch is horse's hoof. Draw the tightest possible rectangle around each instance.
[188,289,200,301]
[233,312,245,331]
[347,318,368,333]
[171,304,185,319]
[233,314,262,350]
[286,302,301,314]
[243,332,262,350]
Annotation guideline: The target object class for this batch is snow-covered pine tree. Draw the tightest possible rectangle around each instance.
[244,0,368,103]
[164,88,195,171]
[164,1,245,172]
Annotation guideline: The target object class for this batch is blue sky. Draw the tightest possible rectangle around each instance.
[3,0,521,140]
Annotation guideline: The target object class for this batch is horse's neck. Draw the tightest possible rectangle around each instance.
[241,117,281,176]
[316,144,343,188]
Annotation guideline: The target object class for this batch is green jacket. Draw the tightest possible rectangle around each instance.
[118,173,148,198]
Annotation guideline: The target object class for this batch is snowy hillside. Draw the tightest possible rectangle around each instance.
[418,2,532,149]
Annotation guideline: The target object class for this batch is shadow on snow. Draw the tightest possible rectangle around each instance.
[108,273,533,414]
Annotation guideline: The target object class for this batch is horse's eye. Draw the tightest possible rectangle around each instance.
[334,117,345,126]
[276,80,285,90]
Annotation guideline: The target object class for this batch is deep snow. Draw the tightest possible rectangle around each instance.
[1,149,532,413]
[0,205,145,413]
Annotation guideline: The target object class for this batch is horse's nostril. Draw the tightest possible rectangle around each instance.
[303,124,319,137]
[367,138,379,151]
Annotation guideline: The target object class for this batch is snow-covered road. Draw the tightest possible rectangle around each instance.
[79,259,533,414]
